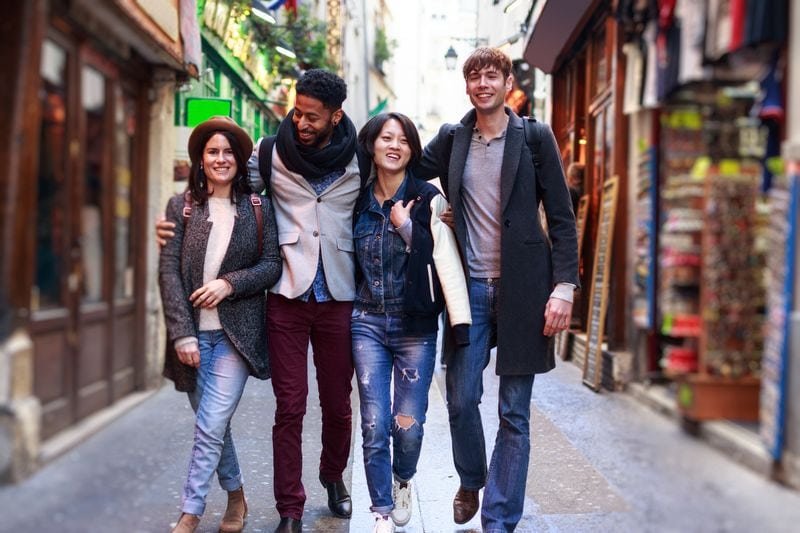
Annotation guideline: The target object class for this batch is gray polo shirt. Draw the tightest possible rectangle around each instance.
[462,128,505,278]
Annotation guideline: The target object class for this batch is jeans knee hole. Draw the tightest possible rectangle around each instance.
[395,414,416,430]
[401,368,420,382]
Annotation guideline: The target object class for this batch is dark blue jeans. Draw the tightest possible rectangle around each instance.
[352,309,437,515]
[445,278,535,532]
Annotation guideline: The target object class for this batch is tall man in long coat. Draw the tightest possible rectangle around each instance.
[414,47,579,532]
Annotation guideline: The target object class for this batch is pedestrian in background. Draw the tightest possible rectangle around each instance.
[415,47,579,532]
[159,116,281,533]
[566,162,585,214]
[352,112,471,533]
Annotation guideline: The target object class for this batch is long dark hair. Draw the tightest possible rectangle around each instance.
[357,112,422,167]
[188,130,251,203]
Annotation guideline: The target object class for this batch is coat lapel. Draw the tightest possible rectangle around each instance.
[448,124,472,217]
[500,116,524,212]
[219,198,248,273]
[186,200,212,289]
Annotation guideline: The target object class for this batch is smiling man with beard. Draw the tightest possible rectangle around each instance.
[247,69,362,533]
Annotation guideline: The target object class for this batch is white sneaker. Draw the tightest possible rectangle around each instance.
[372,512,395,533]
[390,480,412,526]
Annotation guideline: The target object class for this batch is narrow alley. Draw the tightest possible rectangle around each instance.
[1,355,797,533]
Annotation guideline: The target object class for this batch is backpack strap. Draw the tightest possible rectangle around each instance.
[182,190,192,220]
[521,115,544,168]
[256,135,276,194]
[249,193,264,256]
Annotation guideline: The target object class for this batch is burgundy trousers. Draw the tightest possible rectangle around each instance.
[267,293,354,520]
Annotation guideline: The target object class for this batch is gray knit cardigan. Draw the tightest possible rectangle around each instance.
[159,192,281,392]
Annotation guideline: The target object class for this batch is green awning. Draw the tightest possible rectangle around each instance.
[369,97,388,117]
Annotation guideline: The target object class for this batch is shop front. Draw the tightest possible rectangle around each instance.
[525,0,800,486]
[0,0,197,482]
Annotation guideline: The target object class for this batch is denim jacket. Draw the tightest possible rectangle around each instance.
[353,179,409,314]
[353,172,471,343]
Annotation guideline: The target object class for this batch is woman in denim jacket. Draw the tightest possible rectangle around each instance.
[159,117,281,533]
[352,112,471,533]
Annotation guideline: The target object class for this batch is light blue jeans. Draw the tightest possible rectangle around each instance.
[445,278,535,532]
[182,330,249,515]
[352,310,437,515]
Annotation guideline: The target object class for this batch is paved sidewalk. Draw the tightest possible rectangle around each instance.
[1,353,800,532]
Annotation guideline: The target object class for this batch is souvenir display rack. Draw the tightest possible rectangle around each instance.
[664,89,769,421]
[657,108,705,376]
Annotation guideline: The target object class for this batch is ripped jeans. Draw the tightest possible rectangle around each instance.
[351,309,437,515]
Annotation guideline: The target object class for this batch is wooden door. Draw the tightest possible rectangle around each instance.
[31,35,143,439]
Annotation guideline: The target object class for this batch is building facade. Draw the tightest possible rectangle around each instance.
[0,0,198,482]
[523,0,800,488]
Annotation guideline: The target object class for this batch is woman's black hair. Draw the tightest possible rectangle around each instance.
[188,130,251,203]
[357,112,422,167]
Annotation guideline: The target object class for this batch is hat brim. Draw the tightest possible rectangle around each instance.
[188,116,254,164]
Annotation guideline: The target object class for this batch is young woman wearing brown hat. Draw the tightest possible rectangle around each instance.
[159,116,281,533]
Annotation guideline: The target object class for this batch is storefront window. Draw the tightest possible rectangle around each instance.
[591,23,608,97]
[81,66,106,304]
[33,39,69,311]
[113,86,136,300]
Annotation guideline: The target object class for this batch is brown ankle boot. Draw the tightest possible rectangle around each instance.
[219,486,248,533]
[172,513,200,533]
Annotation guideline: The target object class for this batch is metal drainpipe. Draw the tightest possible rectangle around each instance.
[362,0,370,117]
[783,0,800,484]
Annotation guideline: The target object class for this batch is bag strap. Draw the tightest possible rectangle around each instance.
[521,115,544,168]
[249,193,263,256]
[257,135,276,194]
[182,190,192,219]
[182,190,264,256]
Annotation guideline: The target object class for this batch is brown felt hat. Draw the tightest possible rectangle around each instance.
[187,116,253,164]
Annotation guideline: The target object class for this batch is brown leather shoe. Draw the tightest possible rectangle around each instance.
[219,486,248,533]
[172,513,200,533]
[453,486,479,524]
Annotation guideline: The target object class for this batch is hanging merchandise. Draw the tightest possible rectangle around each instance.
[658,107,705,375]
[700,161,765,378]
[632,141,657,330]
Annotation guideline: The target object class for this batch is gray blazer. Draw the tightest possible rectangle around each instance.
[159,192,281,392]
[416,109,579,375]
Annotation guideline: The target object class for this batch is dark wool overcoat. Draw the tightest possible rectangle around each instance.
[159,192,282,392]
[415,108,579,375]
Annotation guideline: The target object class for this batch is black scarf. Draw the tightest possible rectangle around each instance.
[275,109,358,180]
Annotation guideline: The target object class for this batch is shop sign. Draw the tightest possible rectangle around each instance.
[186,97,233,127]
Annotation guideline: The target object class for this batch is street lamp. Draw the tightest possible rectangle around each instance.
[443,35,489,70]
[444,46,458,71]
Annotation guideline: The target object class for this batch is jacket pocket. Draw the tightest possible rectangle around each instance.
[337,237,355,253]
[279,232,300,245]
